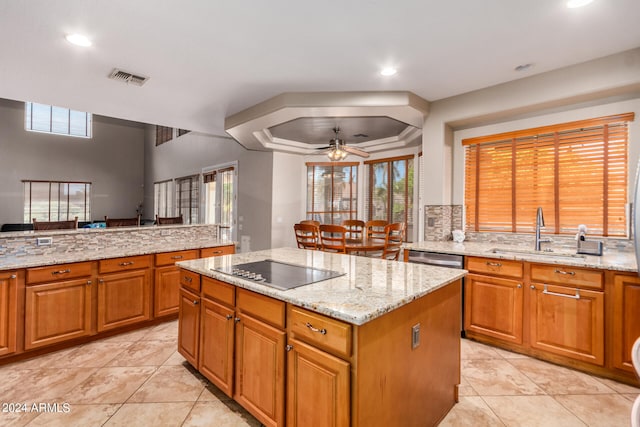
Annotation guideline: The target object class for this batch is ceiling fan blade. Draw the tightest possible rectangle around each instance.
[315,145,332,150]
[343,145,370,158]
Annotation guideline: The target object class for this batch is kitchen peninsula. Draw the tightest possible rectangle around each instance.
[0,224,234,364]
[176,247,465,427]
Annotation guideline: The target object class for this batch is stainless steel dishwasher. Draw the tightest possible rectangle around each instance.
[406,250,466,337]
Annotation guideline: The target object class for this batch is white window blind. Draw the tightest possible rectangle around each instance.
[25,102,92,138]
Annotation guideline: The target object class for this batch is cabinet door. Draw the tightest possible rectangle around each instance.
[530,283,604,365]
[612,274,640,372]
[25,278,92,350]
[154,266,181,317]
[286,338,350,427]
[234,312,286,427]
[0,272,18,356]
[464,273,524,344]
[178,287,200,367]
[97,269,151,332]
[199,298,235,397]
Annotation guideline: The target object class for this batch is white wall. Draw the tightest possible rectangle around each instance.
[0,98,146,224]
[420,48,640,240]
[143,128,274,251]
[271,152,306,248]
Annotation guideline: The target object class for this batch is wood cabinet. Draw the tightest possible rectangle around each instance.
[286,306,351,427]
[25,262,93,350]
[611,273,640,373]
[178,287,201,367]
[97,255,152,332]
[529,264,604,365]
[200,245,235,258]
[465,257,524,345]
[154,249,199,317]
[0,271,19,356]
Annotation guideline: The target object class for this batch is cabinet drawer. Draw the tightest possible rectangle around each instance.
[27,262,93,284]
[466,257,523,279]
[155,250,199,267]
[180,269,201,293]
[99,255,152,274]
[530,264,603,290]
[202,276,235,307]
[200,245,235,258]
[237,288,285,329]
[288,305,352,359]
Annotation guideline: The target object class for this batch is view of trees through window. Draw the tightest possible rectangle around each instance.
[306,163,358,224]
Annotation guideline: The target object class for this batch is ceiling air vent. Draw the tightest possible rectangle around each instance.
[108,68,149,86]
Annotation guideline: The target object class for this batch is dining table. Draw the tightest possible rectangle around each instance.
[345,237,386,255]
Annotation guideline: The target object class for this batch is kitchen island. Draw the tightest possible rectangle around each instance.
[177,247,465,427]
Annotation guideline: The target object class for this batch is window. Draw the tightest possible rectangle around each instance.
[155,126,191,146]
[175,175,199,224]
[154,180,174,218]
[306,163,358,224]
[365,155,414,241]
[463,113,633,236]
[203,164,237,241]
[23,180,91,222]
[25,102,92,138]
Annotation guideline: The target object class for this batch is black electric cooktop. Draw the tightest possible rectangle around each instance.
[213,259,344,291]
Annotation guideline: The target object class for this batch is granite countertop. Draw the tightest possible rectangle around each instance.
[0,238,235,271]
[177,247,466,326]
[403,241,638,273]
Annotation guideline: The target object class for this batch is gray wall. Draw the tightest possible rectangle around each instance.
[0,98,145,224]
[143,128,273,251]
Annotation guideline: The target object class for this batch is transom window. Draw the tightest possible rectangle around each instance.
[23,180,91,222]
[306,163,358,224]
[25,102,92,138]
[463,113,633,236]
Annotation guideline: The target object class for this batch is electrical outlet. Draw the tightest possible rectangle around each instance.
[427,217,435,227]
[36,237,53,246]
[412,323,420,349]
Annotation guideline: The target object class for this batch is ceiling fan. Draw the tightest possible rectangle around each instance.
[318,127,370,160]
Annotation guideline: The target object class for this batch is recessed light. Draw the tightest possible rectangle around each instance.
[380,67,397,76]
[566,0,594,8]
[514,63,534,72]
[65,33,92,47]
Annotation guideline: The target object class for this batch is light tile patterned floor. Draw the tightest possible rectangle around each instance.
[0,320,637,426]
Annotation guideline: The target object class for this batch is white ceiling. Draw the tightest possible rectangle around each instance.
[1,0,639,137]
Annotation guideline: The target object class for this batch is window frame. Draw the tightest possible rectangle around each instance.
[462,113,634,237]
[153,179,174,218]
[306,162,358,225]
[23,180,91,222]
[24,102,92,138]
[175,174,200,224]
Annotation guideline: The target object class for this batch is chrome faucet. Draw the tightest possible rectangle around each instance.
[535,207,551,251]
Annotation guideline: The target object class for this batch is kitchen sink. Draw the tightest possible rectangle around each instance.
[487,248,587,262]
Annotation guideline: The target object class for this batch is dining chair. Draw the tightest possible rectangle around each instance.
[342,219,365,241]
[156,214,183,225]
[319,224,347,253]
[33,217,78,230]
[294,223,320,250]
[381,222,406,261]
[365,220,388,240]
[105,215,141,227]
[300,220,320,228]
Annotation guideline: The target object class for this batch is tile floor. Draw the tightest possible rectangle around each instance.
[0,320,636,426]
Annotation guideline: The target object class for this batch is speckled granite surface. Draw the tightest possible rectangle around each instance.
[0,224,234,270]
[177,247,465,326]
[403,241,638,273]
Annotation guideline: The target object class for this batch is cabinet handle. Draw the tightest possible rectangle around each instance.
[193,300,199,305]
[171,256,183,259]
[87,280,92,285]
[542,284,580,300]
[485,261,502,267]
[517,284,522,288]
[225,314,233,320]
[554,269,575,276]
[530,285,536,290]
[99,279,105,284]
[285,344,294,352]
[211,250,223,255]
[234,317,241,324]
[51,269,71,275]
[10,274,16,279]
[119,261,134,267]
[184,276,193,282]
[305,322,327,335]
